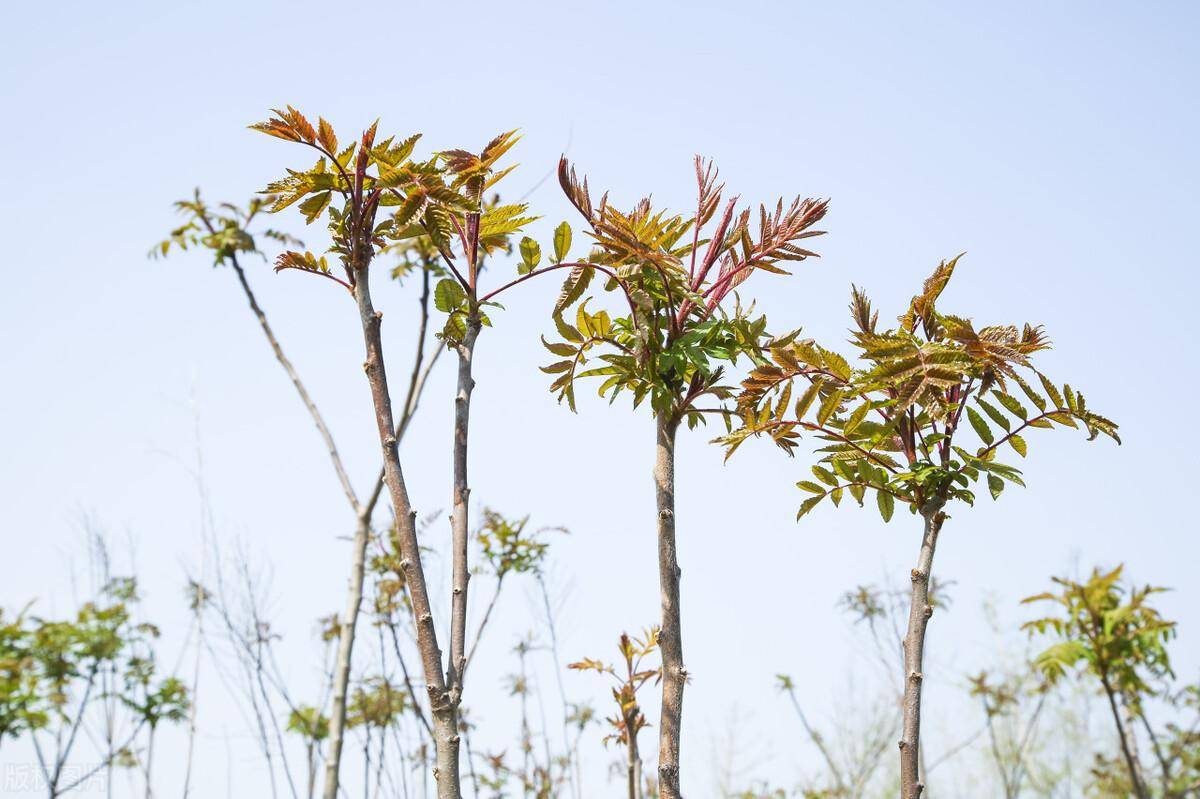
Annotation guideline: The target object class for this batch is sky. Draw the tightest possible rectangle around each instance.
[1,0,1198,795]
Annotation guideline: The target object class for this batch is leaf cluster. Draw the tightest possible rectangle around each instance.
[151,191,300,265]
[1021,565,1175,699]
[539,156,827,423]
[568,627,661,749]
[1,577,188,745]
[287,704,330,742]
[474,509,559,579]
[346,676,408,730]
[721,256,1120,521]
[251,109,537,349]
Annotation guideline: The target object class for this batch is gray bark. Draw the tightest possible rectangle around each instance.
[447,322,480,700]
[348,270,461,799]
[321,511,372,799]
[627,727,643,799]
[1100,676,1151,799]
[899,501,945,799]
[316,267,437,799]
[654,416,684,798]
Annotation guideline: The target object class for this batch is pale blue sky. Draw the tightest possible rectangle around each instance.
[1,1,1198,795]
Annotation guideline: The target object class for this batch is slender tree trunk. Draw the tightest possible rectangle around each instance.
[351,271,461,799]
[144,726,155,799]
[321,511,371,799]
[448,322,480,699]
[182,548,204,799]
[654,416,684,798]
[627,727,643,799]
[1100,675,1151,799]
[899,501,945,799]
[323,267,436,799]
[307,743,316,799]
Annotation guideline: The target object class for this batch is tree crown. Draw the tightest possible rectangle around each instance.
[722,256,1120,520]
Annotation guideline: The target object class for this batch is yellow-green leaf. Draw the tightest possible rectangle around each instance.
[967,407,994,445]
[795,380,822,422]
[877,490,895,522]
[553,221,572,263]
[817,388,846,427]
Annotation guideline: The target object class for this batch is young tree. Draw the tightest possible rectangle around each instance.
[569,628,662,799]
[154,188,444,799]
[1023,565,1199,798]
[722,257,1119,799]
[245,106,473,797]
[0,607,45,753]
[4,575,189,798]
[538,156,828,796]
[247,109,549,798]
[286,705,330,799]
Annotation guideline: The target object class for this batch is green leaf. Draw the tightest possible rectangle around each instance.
[553,221,572,263]
[796,495,823,521]
[441,312,466,342]
[519,237,541,271]
[843,402,871,437]
[796,481,825,494]
[817,388,846,427]
[876,490,895,522]
[541,336,576,357]
[1009,434,1027,457]
[795,380,822,422]
[1012,372,1047,412]
[977,398,1011,431]
[1038,373,1065,409]
[576,300,593,338]
[553,313,583,344]
[988,473,1004,500]
[434,278,466,313]
[993,391,1028,420]
[298,191,332,224]
[812,466,838,487]
[966,407,994,445]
